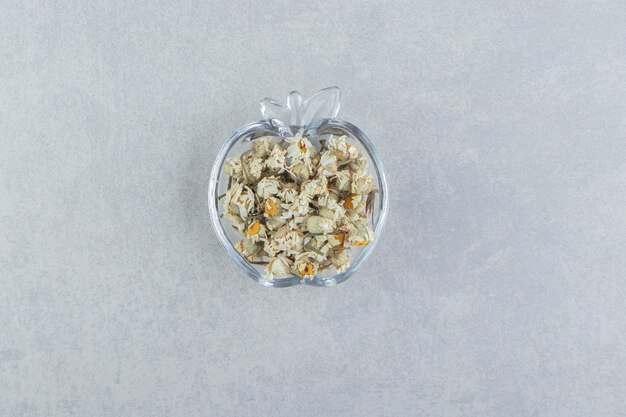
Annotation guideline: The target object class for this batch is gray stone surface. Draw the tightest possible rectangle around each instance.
[2,1,626,416]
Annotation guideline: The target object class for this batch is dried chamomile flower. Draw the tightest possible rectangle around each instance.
[281,192,312,219]
[301,177,327,196]
[319,198,346,222]
[236,153,261,183]
[349,154,368,173]
[306,216,334,234]
[225,181,255,218]
[289,161,314,182]
[246,220,267,242]
[351,172,375,194]
[294,254,319,278]
[266,145,286,171]
[264,254,292,280]
[278,185,298,204]
[318,151,338,176]
[251,137,275,158]
[348,226,374,247]
[263,239,280,258]
[224,156,244,179]
[328,135,357,160]
[235,238,261,260]
[265,216,287,231]
[256,176,281,199]
[264,226,303,257]
[286,136,316,161]
[264,197,287,230]
[248,157,264,180]
[333,170,352,192]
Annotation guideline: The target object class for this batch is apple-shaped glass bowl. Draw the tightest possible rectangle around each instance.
[208,87,388,287]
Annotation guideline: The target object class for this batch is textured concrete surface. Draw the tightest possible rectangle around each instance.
[2,1,626,416]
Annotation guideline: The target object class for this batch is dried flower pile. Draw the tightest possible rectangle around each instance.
[221,134,376,280]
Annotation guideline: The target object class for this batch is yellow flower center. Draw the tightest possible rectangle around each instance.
[300,262,314,276]
[247,220,260,235]
[297,140,307,154]
[264,199,277,216]
[343,194,358,210]
[334,233,345,247]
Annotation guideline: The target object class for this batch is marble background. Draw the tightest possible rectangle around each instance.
[2,1,625,416]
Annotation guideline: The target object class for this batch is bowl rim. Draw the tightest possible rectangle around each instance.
[208,118,389,287]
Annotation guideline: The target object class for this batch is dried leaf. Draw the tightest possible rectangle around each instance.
[366,189,378,216]
[304,243,324,257]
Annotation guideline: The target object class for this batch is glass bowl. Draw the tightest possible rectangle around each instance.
[208,88,388,287]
